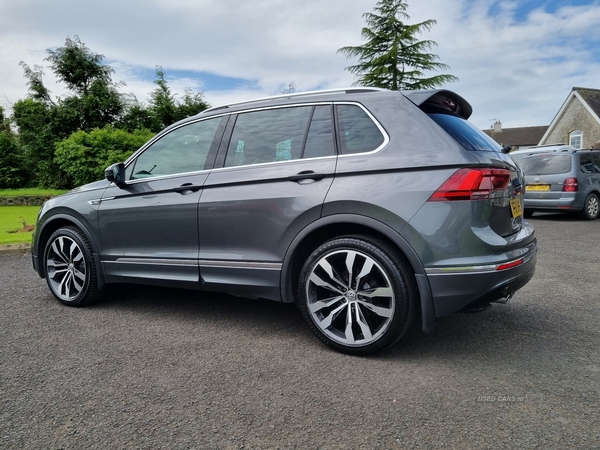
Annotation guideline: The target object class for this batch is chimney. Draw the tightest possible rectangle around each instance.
[494,121,502,133]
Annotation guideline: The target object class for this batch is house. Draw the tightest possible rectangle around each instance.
[539,87,600,149]
[483,87,600,150]
[483,122,548,150]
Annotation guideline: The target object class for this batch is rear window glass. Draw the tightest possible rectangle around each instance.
[519,154,572,175]
[428,113,501,152]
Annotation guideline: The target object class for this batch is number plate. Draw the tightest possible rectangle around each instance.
[526,185,550,191]
[510,198,523,218]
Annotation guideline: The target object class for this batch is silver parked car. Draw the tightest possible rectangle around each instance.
[32,88,537,355]
[521,149,600,220]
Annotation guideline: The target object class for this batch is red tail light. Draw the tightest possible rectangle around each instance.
[563,177,578,192]
[429,168,512,201]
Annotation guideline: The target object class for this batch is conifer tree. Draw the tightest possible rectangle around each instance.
[338,0,457,90]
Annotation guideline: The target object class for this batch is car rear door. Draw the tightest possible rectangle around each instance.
[197,104,337,299]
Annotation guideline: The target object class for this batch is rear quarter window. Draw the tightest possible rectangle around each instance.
[336,104,385,154]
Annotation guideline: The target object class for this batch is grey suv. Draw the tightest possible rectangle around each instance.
[521,149,600,220]
[32,88,537,355]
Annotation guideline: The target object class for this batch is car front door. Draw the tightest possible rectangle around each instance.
[198,104,337,299]
[98,116,225,288]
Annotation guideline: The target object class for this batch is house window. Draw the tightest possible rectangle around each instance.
[570,130,583,149]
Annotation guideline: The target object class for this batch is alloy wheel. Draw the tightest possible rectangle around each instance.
[46,235,88,302]
[305,249,396,347]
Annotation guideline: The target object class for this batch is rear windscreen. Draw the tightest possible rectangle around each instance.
[428,113,501,152]
[519,154,572,175]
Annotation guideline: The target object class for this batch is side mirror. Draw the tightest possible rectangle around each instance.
[105,162,127,189]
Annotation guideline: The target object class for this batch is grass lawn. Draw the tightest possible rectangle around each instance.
[0,206,40,245]
[0,188,68,197]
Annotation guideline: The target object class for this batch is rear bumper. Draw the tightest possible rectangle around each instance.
[426,240,537,317]
[524,192,585,211]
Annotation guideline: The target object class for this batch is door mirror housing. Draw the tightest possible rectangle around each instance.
[105,162,127,188]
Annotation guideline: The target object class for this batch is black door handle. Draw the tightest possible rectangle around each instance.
[288,171,326,182]
[173,184,201,193]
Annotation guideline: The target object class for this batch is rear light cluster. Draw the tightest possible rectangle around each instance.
[563,177,578,192]
[429,168,511,202]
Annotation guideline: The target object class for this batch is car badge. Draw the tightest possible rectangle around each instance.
[534,177,540,183]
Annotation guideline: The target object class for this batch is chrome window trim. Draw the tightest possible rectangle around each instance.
[210,155,337,173]
[334,101,390,158]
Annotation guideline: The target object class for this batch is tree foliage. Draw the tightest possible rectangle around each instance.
[338,0,458,90]
[0,107,27,188]
[9,36,210,188]
[54,127,155,187]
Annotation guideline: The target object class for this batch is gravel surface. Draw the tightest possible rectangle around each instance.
[1,214,598,449]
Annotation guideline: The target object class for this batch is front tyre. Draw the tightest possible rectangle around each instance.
[579,193,599,220]
[44,226,103,306]
[298,237,416,355]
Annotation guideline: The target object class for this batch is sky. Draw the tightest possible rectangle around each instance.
[1,0,600,130]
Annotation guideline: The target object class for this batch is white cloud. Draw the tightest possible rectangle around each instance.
[1,0,599,130]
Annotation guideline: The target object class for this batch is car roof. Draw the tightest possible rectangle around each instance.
[195,87,473,120]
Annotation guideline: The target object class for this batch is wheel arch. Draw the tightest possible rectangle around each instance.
[35,214,106,288]
[281,214,436,333]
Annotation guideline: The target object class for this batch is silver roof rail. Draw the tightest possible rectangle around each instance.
[203,87,388,113]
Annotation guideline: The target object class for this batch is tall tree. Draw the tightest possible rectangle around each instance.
[147,66,209,130]
[12,36,125,187]
[338,0,457,90]
[44,35,124,130]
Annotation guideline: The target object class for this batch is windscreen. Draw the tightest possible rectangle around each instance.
[428,113,501,152]
[519,154,572,175]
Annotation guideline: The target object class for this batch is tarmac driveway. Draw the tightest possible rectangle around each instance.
[0,214,598,449]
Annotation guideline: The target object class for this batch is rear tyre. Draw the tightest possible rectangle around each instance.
[297,237,416,355]
[44,226,104,306]
[579,193,599,220]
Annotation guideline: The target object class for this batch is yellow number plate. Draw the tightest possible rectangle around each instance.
[526,185,550,191]
[510,198,523,218]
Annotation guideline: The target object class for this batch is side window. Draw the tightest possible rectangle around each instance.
[336,104,385,154]
[224,106,312,167]
[303,105,336,159]
[580,154,594,173]
[593,154,600,173]
[130,118,221,180]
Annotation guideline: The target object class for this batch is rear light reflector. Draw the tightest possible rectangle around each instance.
[563,177,578,192]
[429,168,511,201]
[497,258,523,271]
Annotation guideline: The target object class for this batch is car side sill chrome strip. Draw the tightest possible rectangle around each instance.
[199,260,282,270]
[114,258,198,267]
[112,258,282,271]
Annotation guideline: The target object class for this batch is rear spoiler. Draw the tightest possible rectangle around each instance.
[403,89,473,120]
